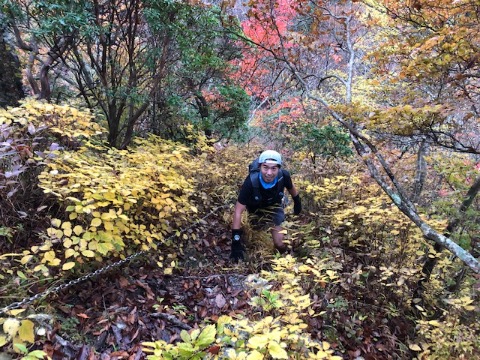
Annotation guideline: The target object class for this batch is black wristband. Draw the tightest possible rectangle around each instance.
[232,229,243,241]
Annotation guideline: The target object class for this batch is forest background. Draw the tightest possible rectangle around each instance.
[0,0,479,359]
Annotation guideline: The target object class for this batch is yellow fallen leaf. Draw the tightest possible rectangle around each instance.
[91,218,102,227]
[3,318,20,337]
[246,350,263,360]
[6,309,25,316]
[268,341,288,359]
[82,250,95,258]
[409,343,422,351]
[247,334,269,349]
[62,262,76,270]
[18,320,35,343]
[0,335,7,347]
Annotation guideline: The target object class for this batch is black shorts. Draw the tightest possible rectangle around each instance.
[247,205,285,228]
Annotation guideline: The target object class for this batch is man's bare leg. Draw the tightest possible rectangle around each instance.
[272,225,287,253]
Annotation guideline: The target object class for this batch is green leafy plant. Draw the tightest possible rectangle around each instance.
[143,255,341,359]
[294,124,353,165]
[143,324,217,360]
[250,289,282,312]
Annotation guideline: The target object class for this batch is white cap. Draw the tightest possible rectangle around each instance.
[258,150,282,167]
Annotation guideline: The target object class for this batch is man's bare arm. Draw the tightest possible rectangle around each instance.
[232,201,246,229]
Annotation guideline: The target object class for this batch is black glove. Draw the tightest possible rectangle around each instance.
[230,229,244,262]
[293,194,302,215]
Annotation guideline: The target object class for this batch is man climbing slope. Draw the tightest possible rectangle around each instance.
[231,150,302,262]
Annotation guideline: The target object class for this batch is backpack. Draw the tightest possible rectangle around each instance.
[248,158,285,205]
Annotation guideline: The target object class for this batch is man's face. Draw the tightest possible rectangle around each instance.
[260,163,280,183]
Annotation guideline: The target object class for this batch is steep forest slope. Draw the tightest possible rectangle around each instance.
[1,0,480,359]
[0,100,478,360]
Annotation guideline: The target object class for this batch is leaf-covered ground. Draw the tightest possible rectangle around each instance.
[1,98,478,360]
[16,211,415,360]
[18,221,229,358]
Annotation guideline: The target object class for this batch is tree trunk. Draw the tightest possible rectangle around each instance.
[0,22,24,107]
[415,174,480,297]
[412,139,428,204]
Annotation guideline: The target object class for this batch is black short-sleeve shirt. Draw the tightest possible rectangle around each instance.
[238,170,293,211]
